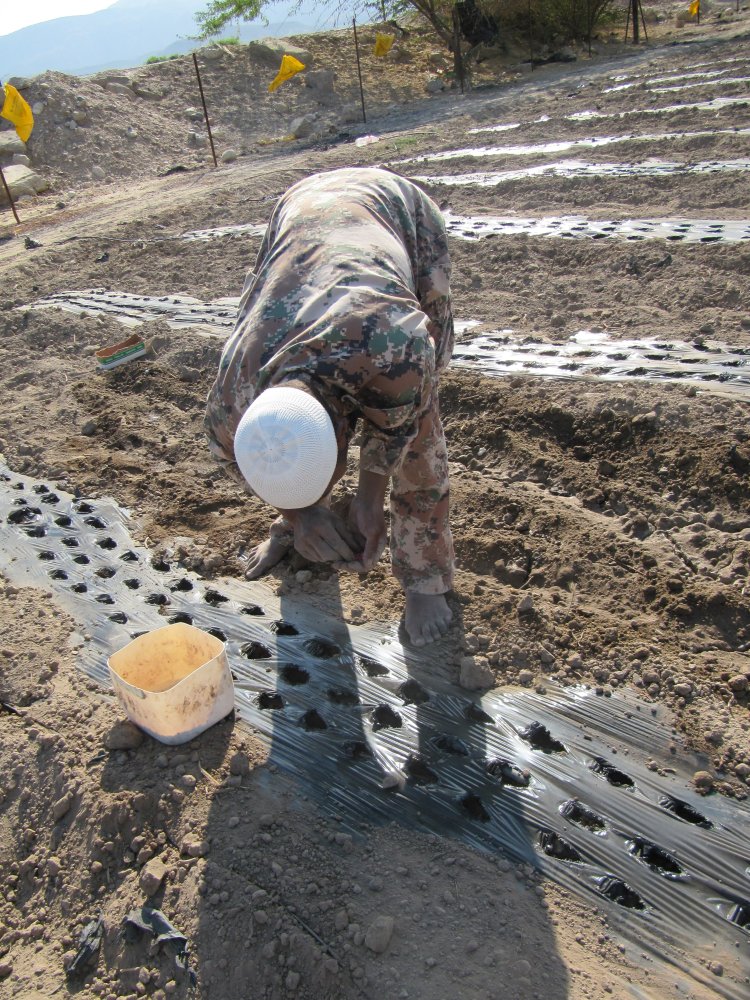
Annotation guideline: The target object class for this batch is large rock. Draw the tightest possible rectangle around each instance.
[0,164,47,202]
[0,132,26,158]
[247,37,312,68]
[289,114,318,139]
[104,82,136,101]
[304,68,336,105]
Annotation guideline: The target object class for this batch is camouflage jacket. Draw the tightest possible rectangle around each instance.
[205,166,453,491]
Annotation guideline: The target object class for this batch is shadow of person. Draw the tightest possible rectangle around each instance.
[170,550,571,1000]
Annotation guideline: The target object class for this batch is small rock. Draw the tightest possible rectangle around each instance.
[47,856,62,878]
[459,655,494,691]
[693,770,714,793]
[0,961,13,978]
[52,794,73,822]
[285,971,300,990]
[229,751,250,776]
[181,837,210,858]
[708,961,723,976]
[139,857,167,897]
[91,165,106,181]
[220,148,238,163]
[104,720,144,751]
[517,594,534,614]
[518,669,534,687]
[364,914,394,954]
[295,570,313,584]
[727,674,747,693]
[81,419,98,436]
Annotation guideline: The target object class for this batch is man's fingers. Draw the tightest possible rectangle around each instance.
[319,522,358,563]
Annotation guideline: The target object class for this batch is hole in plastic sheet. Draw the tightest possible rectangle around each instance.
[539,829,584,862]
[280,663,309,686]
[96,537,117,550]
[49,569,68,581]
[84,516,107,529]
[120,550,139,562]
[590,757,635,788]
[40,493,60,505]
[168,612,193,625]
[595,875,646,911]
[629,838,683,876]
[398,679,430,705]
[109,612,128,624]
[24,525,46,538]
[486,758,531,787]
[124,578,140,589]
[204,589,229,606]
[327,687,360,706]
[466,703,494,724]
[55,515,73,528]
[206,627,227,642]
[405,754,439,785]
[560,799,607,832]
[258,691,284,710]
[8,506,42,525]
[303,637,341,659]
[73,554,90,564]
[240,604,265,616]
[131,631,148,639]
[145,593,169,606]
[152,557,170,572]
[38,551,55,561]
[372,704,403,731]
[32,484,49,494]
[356,655,389,677]
[342,740,372,759]
[269,619,299,636]
[74,502,95,514]
[241,641,272,660]
[71,583,88,594]
[727,903,750,929]
[12,481,24,489]
[431,733,470,756]
[460,792,491,822]
[62,536,80,548]
[659,794,713,828]
[299,708,328,731]
[171,578,193,592]
[520,721,566,753]
[96,594,115,605]
[95,566,117,579]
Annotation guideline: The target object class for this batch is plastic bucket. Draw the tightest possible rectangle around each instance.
[108,622,235,745]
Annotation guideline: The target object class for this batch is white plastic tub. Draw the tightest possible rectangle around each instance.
[108,622,234,745]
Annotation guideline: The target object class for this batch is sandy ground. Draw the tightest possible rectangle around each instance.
[1,5,749,999]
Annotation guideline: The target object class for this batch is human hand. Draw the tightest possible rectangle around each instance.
[341,494,387,574]
[286,505,363,566]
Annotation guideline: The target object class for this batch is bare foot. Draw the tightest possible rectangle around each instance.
[404,592,452,647]
[244,536,291,579]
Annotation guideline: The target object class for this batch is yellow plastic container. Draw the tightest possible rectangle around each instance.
[108,623,234,745]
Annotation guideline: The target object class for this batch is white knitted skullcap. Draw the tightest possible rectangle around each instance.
[234,386,337,509]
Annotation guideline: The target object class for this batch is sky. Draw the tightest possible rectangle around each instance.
[0,1,117,37]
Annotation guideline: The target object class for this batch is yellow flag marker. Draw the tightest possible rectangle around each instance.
[373,33,395,58]
[1,83,34,143]
[688,0,700,14]
[268,54,306,93]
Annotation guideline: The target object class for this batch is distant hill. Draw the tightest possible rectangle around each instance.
[0,0,353,79]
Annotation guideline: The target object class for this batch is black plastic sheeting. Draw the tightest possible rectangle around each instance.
[411,157,750,188]
[453,330,750,397]
[1,467,749,997]
[444,212,750,245]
